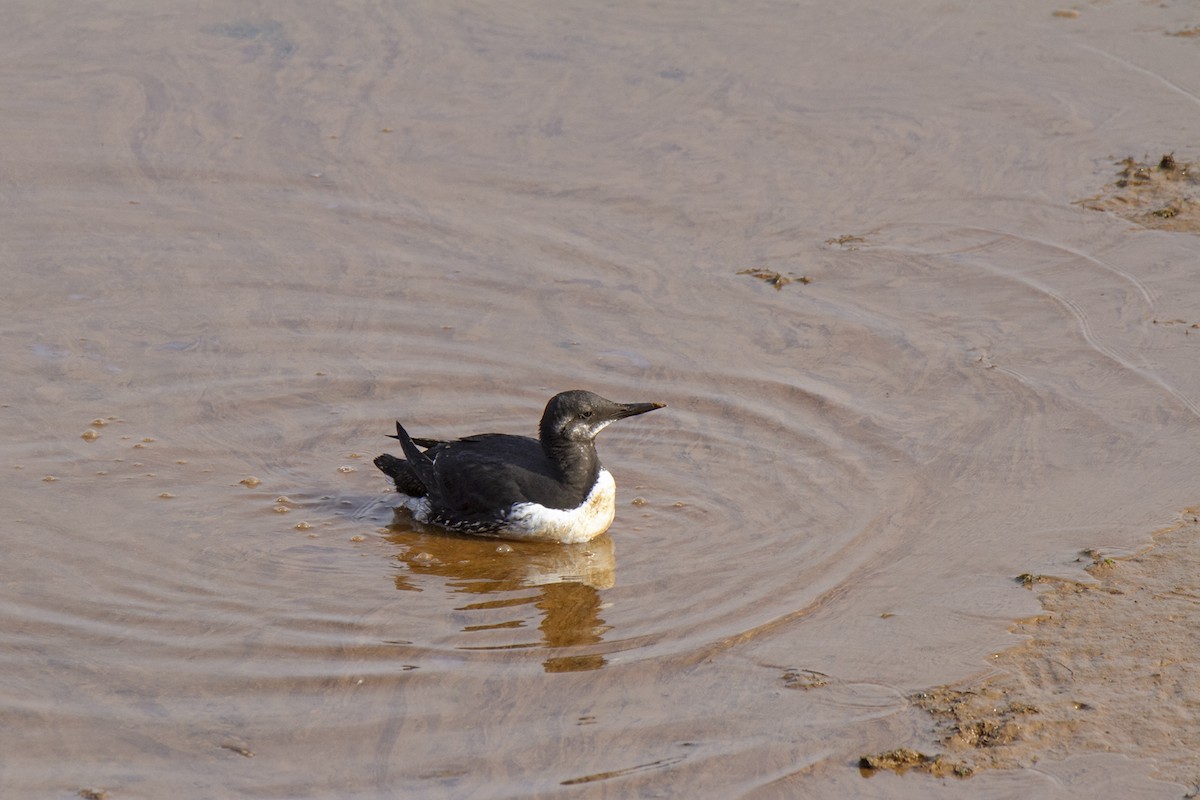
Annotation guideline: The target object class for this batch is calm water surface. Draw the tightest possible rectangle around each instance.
[3,1,1199,797]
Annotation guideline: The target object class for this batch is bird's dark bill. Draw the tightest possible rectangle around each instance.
[614,401,666,419]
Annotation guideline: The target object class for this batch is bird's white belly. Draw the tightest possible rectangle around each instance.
[505,468,616,544]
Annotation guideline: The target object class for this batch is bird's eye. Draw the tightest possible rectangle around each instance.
[581,410,593,419]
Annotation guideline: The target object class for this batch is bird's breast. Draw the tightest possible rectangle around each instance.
[503,468,616,544]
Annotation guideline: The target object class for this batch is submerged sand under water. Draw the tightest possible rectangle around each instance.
[3,1,1200,798]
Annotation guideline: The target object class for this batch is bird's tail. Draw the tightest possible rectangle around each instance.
[375,421,445,504]
[373,452,427,497]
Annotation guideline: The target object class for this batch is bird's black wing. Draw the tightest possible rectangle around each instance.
[424,434,585,514]
[375,429,586,520]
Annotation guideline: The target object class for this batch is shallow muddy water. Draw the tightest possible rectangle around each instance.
[3,1,1199,797]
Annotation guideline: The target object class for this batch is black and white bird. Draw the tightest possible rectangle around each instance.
[374,390,664,543]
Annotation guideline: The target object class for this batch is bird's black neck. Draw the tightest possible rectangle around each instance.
[540,436,601,498]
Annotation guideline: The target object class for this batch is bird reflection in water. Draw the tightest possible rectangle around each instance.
[384,518,615,673]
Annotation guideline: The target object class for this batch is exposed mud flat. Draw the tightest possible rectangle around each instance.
[1080,154,1200,232]
[868,509,1200,788]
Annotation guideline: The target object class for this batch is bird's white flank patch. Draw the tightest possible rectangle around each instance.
[505,468,616,544]
[397,494,432,522]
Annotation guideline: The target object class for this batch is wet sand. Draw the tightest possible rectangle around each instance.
[3,1,1200,797]
[1081,154,1200,233]
[862,508,1200,787]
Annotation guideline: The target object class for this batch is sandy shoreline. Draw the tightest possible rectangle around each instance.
[863,505,1200,790]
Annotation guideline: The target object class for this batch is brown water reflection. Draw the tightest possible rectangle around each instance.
[387,525,614,671]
